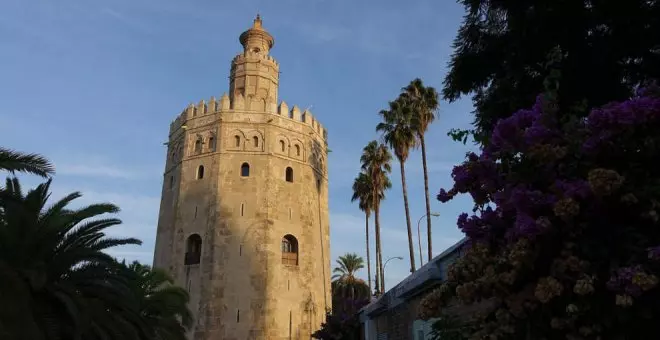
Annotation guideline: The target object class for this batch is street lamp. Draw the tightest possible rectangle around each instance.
[382,256,403,292]
[417,213,440,267]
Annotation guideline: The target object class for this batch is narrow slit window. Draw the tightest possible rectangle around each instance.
[253,136,259,147]
[289,208,292,220]
[295,145,301,156]
[197,165,205,179]
[235,135,241,147]
[169,176,174,189]
[241,163,250,177]
[280,140,286,152]
[237,310,240,323]
[194,138,202,154]
[194,206,198,219]
[184,234,202,265]
[285,167,293,182]
[241,203,244,216]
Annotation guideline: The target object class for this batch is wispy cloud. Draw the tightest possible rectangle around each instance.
[100,7,156,35]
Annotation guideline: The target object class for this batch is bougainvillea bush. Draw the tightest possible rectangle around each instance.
[420,84,660,339]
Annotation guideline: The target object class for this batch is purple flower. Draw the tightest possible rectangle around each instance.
[437,189,452,203]
[553,179,591,200]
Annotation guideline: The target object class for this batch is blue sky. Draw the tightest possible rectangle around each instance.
[1,0,478,290]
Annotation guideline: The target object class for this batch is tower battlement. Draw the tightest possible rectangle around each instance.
[231,51,280,67]
[169,97,328,142]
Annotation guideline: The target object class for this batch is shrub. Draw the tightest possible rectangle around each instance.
[421,83,660,339]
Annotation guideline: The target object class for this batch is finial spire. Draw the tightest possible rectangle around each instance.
[253,13,262,29]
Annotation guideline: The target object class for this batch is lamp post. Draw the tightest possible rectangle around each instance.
[417,213,440,267]
[382,256,403,292]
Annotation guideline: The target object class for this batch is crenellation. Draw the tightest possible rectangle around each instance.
[278,101,288,116]
[220,93,230,110]
[197,100,206,115]
[290,105,301,120]
[209,96,217,113]
[186,103,195,117]
[232,93,245,110]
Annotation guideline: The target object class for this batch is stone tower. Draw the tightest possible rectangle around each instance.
[152,15,331,340]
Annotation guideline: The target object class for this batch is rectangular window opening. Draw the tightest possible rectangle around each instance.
[241,203,245,216]
[288,279,290,291]
[194,206,198,219]
[289,208,292,220]
[237,309,240,323]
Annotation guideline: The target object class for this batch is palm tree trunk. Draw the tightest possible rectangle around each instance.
[374,198,385,294]
[400,160,416,272]
[420,134,434,262]
[365,212,372,295]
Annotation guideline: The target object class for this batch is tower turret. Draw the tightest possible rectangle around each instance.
[230,15,280,112]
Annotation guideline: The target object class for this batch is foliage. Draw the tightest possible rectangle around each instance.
[0,147,54,177]
[360,140,392,294]
[0,177,142,339]
[311,299,369,340]
[377,97,418,272]
[443,0,660,144]
[447,128,474,145]
[332,254,370,316]
[122,261,193,340]
[420,84,660,339]
[351,172,377,217]
[429,315,472,340]
[0,174,191,340]
[332,253,365,281]
[377,98,418,161]
[351,172,376,294]
[401,78,440,261]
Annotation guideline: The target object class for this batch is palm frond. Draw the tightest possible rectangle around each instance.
[0,147,54,177]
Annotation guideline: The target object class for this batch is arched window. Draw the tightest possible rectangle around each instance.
[281,234,298,266]
[295,145,301,157]
[285,167,294,182]
[253,136,259,147]
[280,140,286,152]
[208,136,216,151]
[197,165,204,179]
[235,135,241,147]
[194,138,202,154]
[241,163,250,177]
[185,234,202,265]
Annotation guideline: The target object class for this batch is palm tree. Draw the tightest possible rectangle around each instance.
[0,147,54,177]
[377,98,417,273]
[401,78,440,262]
[0,177,142,340]
[332,253,365,282]
[331,253,369,315]
[360,141,392,294]
[351,172,374,295]
[123,261,193,340]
